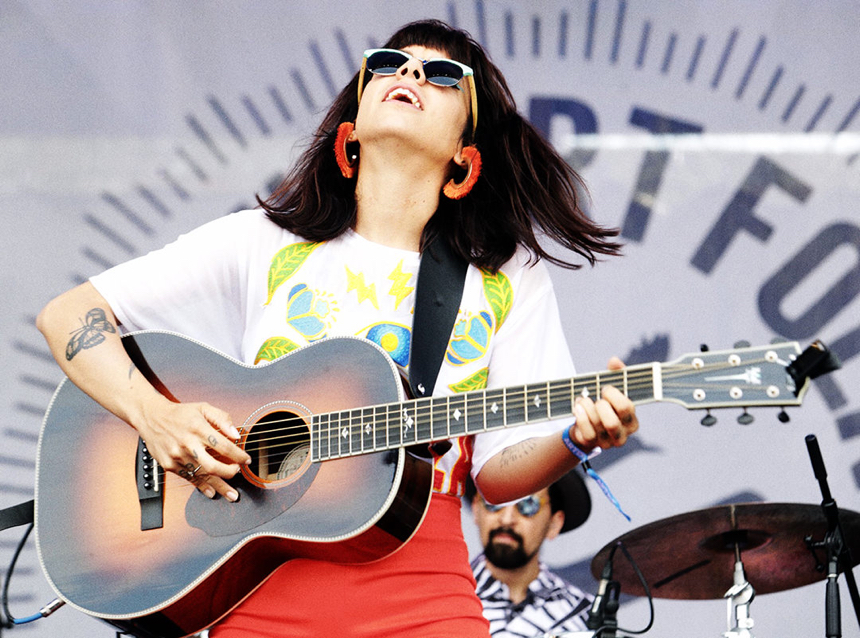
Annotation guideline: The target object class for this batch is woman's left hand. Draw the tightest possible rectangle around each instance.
[570,356,639,451]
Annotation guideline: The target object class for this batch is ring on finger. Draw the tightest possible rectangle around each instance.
[179,464,202,479]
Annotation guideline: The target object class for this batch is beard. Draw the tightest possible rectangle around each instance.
[484,527,537,570]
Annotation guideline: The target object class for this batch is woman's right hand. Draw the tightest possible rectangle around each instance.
[135,397,251,501]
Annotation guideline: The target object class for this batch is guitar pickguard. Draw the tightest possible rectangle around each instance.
[184,463,320,537]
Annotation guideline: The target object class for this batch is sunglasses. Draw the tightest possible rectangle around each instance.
[481,495,549,517]
[357,48,478,133]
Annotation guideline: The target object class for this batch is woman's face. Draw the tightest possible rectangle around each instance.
[354,45,473,165]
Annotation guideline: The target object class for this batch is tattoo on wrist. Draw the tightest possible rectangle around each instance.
[65,308,116,361]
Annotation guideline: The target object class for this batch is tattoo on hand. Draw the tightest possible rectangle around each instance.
[177,462,208,485]
[65,308,116,361]
[208,434,218,448]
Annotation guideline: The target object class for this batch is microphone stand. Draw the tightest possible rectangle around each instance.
[600,581,620,638]
[587,542,620,638]
[805,434,860,637]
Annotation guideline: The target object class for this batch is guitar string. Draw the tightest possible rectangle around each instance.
[240,359,779,453]
[157,355,786,487]
[238,367,663,453]
[236,357,783,455]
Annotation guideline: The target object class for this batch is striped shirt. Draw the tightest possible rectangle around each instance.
[472,555,593,638]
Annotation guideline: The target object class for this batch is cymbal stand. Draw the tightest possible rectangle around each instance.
[805,434,860,638]
[722,544,756,638]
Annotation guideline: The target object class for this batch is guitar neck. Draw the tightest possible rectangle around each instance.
[310,363,660,462]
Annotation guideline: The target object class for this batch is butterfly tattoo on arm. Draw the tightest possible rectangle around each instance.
[65,308,117,361]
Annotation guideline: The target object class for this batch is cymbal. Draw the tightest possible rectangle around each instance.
[591,502,860,599]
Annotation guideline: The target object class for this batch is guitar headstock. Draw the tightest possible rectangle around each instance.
[659,340,839,411]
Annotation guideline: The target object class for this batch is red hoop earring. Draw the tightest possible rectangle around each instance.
[335,122,358,179]
[443,146,482,200]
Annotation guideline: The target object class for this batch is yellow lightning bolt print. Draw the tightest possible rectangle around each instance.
[345,266,379,308]
[387,260,415,309]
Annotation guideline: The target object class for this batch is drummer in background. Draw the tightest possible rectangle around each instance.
[467,473,595,637]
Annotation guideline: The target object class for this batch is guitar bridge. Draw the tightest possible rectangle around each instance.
[136,438,164,531]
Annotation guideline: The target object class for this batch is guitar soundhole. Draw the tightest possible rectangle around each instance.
[245,410,311,484]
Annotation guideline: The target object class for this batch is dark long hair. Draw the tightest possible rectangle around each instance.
[259,19,621,272]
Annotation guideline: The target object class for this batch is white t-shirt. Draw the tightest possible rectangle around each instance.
[90,209,577,496]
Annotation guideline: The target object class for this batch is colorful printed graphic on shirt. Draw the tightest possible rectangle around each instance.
[442,270,512,369]
[448,367,489,393]
[264,241,320,305]
[254,336,301,364]
[345,266,379,309]
[446,311,493,366]
[362,322,411,367]
[433,436,473,496]
[387,260,415,309]
[286,284,337,341]
[481,269,512,333]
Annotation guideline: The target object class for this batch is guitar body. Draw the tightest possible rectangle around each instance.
[34,332,433,638]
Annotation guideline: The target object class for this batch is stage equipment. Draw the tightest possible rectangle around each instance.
[592,502,860,636]
[805,434,860,637]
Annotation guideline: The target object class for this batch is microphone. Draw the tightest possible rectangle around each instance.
[586,544,617,630]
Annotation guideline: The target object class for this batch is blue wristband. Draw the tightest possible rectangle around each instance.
[561,426,591,463]
[562,427,631,521]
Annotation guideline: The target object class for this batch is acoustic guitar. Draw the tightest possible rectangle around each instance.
[34,331,834,637]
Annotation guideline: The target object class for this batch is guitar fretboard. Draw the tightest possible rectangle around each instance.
[310,364,658,462]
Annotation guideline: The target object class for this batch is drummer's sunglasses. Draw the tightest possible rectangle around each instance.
[481,495,549,517]
[357,48,478,133]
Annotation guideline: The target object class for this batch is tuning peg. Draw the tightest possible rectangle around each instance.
[733,340,751,349]
[700,411,717,427]
[777,409,790,423]
[700,344,709,352]
[737,410,754,425]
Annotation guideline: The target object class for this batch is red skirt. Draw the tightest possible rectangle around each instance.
[209,493,489,637]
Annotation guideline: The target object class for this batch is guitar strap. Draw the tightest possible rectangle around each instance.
[0,499,34,531]
[409,236,468,398]
[408,236,468,456]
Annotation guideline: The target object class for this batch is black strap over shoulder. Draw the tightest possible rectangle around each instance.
[408,236,468,458]
[0,499,34,532]
[408,236,468,399]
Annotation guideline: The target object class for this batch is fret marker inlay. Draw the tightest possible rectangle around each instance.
[454,409,462,421]
[490,402,499,413]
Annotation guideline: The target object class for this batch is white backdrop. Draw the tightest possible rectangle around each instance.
[2,1,859,637]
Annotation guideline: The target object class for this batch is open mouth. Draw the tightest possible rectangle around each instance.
[384,87,422,109]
